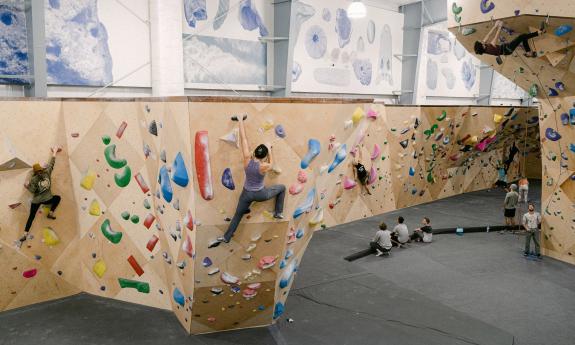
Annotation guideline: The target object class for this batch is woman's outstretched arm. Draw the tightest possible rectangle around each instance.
[238,116,251,168]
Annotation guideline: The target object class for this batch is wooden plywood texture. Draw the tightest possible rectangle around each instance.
[0,99,541,334]
[449,8,574,265]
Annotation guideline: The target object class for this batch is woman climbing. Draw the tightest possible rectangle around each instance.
[19,146,61,247]
[209,115,286,248]
[474,20,545,64]
[352,145,372,195]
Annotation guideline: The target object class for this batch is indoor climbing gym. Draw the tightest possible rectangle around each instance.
[1,0,575,344]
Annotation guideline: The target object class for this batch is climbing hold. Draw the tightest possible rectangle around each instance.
[93,260,106,278]
[221,272,239,285]
[130,215,139,224]
[309,207,324,226]
[242,288,257,299]
[480,0,494,13]
[279,260,297,289]
[114,166,131,188]
[127,255,144,276]
[367,166,377,185]
[262,120,274,131]
[371,144,381,160]
[443,136,450,145]
[409,167,415,176]
[289,183,304,195]
[148,120,158,136]
[293,188,315,218]
[274,302,285,319]
[344,120,353,129]
[89,199,101,216]
[219,128,239,148]
[42,227,60,246]
[297,170,308,183]
[555,82,565,91]
[202,257,212,267]
[275,125,286,138]
[101,219,122,244]
[102,135,111,145]
[134,173,150,193]
[528,84,538,97]
[462,27,476,36]
[493,114,503,123]
[195,131,214,201]
[343,176,357,190]
[23,269,37,279]
[143,199,151,209]
[548,88,559,97]
[352,107,365,124]
[143,214,155,229]
[182,234,193,257]
[561,113,569,125]
[555,25,573,36]
[81,170,96,190]
[301,139,321,169]
[296,228,305,239]
[118,278,150,293]
[104,145,127,169]
[545,128,561,141]
[437,110,447,121]
[451,2,462,14]
[160,150,166,163]
[121,211,130,220]
[258,256,277,270]
[146,235,159,252]
[570,109,575,125]
[328,144,347,173]
[173,288,185,307]
[367,109,378,120]
[399,140,409,149]
[221,168,235,190]
[171,152,190,187]
[116,121,127,139]
[159,166,173,202]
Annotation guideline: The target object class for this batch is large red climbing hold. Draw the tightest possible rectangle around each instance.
[23,268,37,278]
[194,131,214,200]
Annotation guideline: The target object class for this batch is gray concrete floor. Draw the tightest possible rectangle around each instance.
[2,181,574,345]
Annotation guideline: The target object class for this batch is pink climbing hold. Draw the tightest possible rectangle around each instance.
[182,234,193,258]
[23,268,37,278]
[297,171,307,183]
[289,183,304,195]
[367,166,377,185]
[116,121,127,139]
[371,144,381,161]
[343,176,357,190]
[367,109,378,120]
[257,256,276,269]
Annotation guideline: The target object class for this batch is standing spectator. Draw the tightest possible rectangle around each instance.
[392,216,410,247]
[522,203,541,258]
[370,222,392,256]
[502,184,520,233]
[518,177,529,203]
[410,217,433,243]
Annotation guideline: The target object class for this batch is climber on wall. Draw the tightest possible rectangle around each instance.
[474,20,545,64]
[352,145,372,195]
[19,146,62,247]
[504,141,519,173]
[209,115,286,248]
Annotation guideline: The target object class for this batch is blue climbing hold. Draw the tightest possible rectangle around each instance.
[328,144,347,173]
[159,165,173,203]
[570,108,575,125]
[275,124,286,138]
[555,81,565,91]
[273,302,285,319]
[173,287,185,307]
[555,25,573,37]
[548,88,559,97]
[221,168,235,190]
[279,260,286,269]
[570,143,575,153]
[293,188,315,219]
[545,128,561,141]
[171,152,189,187]
[296,228,305,239]
[409,167,415,176]
[301,139,321,169]
[202,257,212,267]
[561,113,569,125]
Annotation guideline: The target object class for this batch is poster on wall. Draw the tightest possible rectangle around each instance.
[491,71,527,100]
[415,21,480,102]
[290,0,403,95]
[45,0,151,87]
[0,0,29,85]
[182,0,272,90]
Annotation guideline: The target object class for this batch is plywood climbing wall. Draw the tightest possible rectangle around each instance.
[0,97,541,334]
[449,0,575,265]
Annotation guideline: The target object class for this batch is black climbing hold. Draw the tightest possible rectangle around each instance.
[149,120,158,136]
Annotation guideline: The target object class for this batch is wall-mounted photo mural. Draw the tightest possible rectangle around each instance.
[0,0,29,85]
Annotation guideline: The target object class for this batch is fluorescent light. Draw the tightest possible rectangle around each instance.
[347,0,367,19]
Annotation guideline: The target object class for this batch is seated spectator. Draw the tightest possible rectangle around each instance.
[392,216,410,247]
[370,221,392,256]
[410,217,433,243]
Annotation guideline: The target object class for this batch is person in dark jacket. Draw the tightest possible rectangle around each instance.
[474,20,544,63]
[19,146,61,246]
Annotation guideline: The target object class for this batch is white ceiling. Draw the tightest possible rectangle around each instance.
[364,0,422,12]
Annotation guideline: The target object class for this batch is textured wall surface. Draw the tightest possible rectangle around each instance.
[0,98,539,333]
[448,0,575,265]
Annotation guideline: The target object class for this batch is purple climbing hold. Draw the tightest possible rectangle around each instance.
[202,257,213,267]
[555,81,565,91]
[545,128,561,141]
[548,88,559,97]
[275,125,286,138]
[514,10,520,16]
[480,0,495,14]
[561,113,569,125]
[222,168,235,190]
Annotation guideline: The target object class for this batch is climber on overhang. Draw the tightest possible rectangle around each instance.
[474,20,546,64]
[209,115,286,248]
[19,146,62,248]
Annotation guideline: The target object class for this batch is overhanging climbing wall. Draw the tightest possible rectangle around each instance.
[0,98,540,333]
[448,0,575,265]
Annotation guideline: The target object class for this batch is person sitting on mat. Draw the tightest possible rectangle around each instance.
[370,221,392,256]
[352,145,372,195]
[410,217,433,243]
[502,184,520,233]
[209,115,286,248]
[392,216,410,247]
[19,146,61,247]
[474,20,544,61]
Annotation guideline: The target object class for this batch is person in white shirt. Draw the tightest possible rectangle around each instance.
[371,222,392,256]
[522,203,542,258]
[392,216,410,247]
[410,217,433,243]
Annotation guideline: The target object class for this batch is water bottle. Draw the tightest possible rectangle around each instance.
[487,226,490,233]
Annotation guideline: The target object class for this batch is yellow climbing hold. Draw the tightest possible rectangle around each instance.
[93,260,107,278]
[262,120,274,131]
[352,107,365,124]
[493,114,503,124]
[81,169,96,190]
[262,210,275,220]
[309,208,324,226]
[42,227,60,246]
[89,199,101,216]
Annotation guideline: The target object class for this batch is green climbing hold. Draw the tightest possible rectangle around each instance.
[451,2,462,15]
[462,27,476,36]
[529,84,538,97]
[427,172,435,184]
[121,211,130,220]
[390,128,396,132]
[104,144,127,169]
[143,199,151,209]
[118,278,150,293]
[114,166,131,188]
[454,14,461,23]
[130,215,140,224]
[381,156,386,161]
[102,135,111,145]
[437,111,447,121]
[101,219,122,244]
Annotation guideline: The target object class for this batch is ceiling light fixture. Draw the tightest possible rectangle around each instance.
[347,0,367,19]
